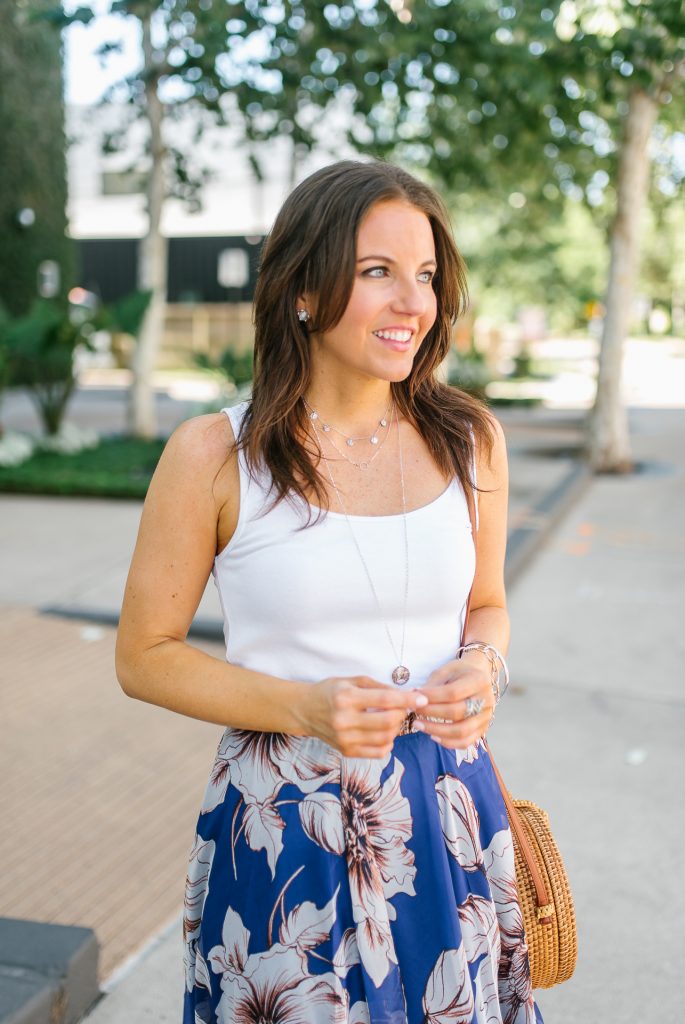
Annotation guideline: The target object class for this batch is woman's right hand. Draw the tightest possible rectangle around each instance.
[297,675,428,758]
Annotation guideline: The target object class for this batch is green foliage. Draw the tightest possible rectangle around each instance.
[0,2,74,316]
[0,435,165,498]
[194,347,254,387]
[105,289,153,338]
[0,305,18,403]
[215,1,683,332]
[1,288,153,435]
[3,300,97,435]
[222,1,684,243]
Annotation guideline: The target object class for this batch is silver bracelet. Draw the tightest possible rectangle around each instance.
[456,642,510,704]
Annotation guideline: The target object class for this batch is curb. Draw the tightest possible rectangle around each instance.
[0,918,99,1024]
[504,459,592,589]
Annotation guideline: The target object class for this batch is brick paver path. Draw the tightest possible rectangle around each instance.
[1,607,223,980]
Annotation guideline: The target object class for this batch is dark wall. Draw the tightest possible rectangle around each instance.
[76,236,264,304]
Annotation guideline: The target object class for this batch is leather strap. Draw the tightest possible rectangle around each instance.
[462,481,553,925]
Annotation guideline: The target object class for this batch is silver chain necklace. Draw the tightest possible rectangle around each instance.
[304,397,391,447]
[320,421,391,470]
[310,404,411,686]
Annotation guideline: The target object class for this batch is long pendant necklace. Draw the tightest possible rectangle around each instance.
[309,404,411,686]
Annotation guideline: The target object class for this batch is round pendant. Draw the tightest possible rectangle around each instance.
[392,665,411,686]
[358,461,370,470]
[380,418,387,428]
[346,438,354,447]
[322,424,331,432]
[309,411,318,421]
[370,436,378,445]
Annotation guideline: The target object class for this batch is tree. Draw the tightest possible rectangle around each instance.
[49,0,234,437]
[222,0,685,471]
[0,0,74,317]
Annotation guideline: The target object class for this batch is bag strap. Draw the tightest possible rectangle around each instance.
[462,478,553,925]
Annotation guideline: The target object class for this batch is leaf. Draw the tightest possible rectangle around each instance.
[423,947,475,1024]
[435,773,483,872]
[208,905,250,977]
[457,893,500,965]
[242,802,286,879]
[332,928,360,978]
[278,886,339,951]
[298,793,345,855]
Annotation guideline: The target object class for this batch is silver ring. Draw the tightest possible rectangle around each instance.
[464,696,485,718]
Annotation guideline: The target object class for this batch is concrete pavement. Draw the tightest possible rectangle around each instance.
[2,379,683,1022]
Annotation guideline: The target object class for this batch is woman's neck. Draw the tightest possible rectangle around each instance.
[304,382,393,436]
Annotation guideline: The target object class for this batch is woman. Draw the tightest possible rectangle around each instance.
[116,160,543,1024]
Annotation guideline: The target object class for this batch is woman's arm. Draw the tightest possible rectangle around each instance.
[115,413,424,752]
[417,414,510,745]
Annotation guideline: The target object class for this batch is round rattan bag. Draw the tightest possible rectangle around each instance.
[510,798,577,989]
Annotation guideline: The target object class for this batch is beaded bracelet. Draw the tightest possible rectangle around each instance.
[456,642,510,705]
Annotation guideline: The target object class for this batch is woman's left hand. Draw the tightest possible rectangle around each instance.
[415,653,495,748]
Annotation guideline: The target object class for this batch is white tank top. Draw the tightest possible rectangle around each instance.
[212,402,478,689]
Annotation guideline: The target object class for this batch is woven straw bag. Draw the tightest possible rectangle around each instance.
[488,754,578,988]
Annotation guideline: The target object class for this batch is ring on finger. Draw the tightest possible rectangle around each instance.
[464,696,485,718]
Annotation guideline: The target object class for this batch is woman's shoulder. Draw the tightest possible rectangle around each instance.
[166,410,236,461]
[153,412,239,504]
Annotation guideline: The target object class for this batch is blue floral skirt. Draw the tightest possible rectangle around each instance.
[183,728,544,1024]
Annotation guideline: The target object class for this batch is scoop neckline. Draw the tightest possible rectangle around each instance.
[308,478,457,521]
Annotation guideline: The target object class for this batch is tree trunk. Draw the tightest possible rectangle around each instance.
[587,88,658,472]
[129,14,167,438]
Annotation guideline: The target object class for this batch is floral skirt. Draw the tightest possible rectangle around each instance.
[183,728,544,1024]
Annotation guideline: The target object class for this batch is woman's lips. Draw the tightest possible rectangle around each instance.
[373,329,414,352]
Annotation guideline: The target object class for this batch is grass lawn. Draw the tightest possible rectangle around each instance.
[0,436,166,499]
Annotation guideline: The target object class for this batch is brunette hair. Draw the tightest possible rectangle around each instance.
[240,159,495,516]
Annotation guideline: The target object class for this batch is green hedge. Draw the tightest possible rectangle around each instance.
[0,437,166,499]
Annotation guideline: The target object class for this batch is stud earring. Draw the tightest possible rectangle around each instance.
[297,308,310,323]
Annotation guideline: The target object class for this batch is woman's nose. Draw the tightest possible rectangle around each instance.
[391,275,430,315]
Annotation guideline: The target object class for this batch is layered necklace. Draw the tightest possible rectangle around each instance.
[303,397,392,470]
[307,398,411,686]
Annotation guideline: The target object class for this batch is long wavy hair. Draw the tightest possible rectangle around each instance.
[239,160,495,517]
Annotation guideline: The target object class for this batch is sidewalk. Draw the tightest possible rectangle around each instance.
[2,382,683,1022]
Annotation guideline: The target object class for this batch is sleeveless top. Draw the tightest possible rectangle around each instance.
[211,402,478,689]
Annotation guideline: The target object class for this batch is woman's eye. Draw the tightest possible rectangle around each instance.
[363,266,389,278]
[418,271,435,283]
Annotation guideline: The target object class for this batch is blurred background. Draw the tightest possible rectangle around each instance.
[1,2,683,1023]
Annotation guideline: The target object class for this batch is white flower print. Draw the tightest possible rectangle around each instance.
[422,946,475,1024]
[216,945,348,1024]
[458,893,501,967]
[208,897,348,1024]
[201,730,340,879]
[435,773,484,872]
[208,905,251,979]
[298,756,416,989]
[482,829,536,1024]
[241,801,286,879]
[202,729,339,811]
[278,887,340,954]
[454,738,485,767]
[331,929,360,979]
[183,835,216,994]
[460,895,501,1021]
